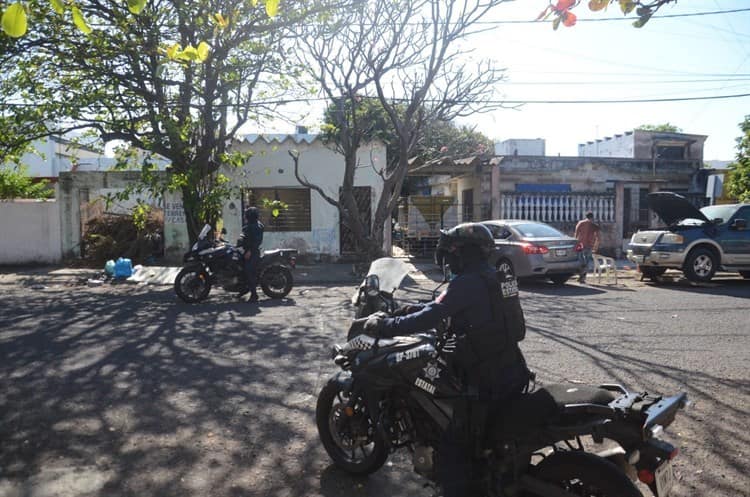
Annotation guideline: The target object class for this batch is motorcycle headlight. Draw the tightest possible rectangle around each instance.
[659,233,684,245]
[365,274,380,297]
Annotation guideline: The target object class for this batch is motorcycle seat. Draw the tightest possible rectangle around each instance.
[491,384,617,440]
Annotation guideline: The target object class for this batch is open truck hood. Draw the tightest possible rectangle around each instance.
[647,192,709,226]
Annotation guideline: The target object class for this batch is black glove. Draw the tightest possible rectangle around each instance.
[392,304,424,317]
[364,311,389,337]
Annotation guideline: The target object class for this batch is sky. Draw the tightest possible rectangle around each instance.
[270,0,750,162]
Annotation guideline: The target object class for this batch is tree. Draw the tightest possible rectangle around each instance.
[725,115,750,203]
[293,0,509,259]
[539,0,677,29]
[1,0,336,242]
[321,98,492,166]
[636,123,683,133]
[0,164,52,199]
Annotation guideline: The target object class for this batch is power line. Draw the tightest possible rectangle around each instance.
[503,77,750,85]
[4,92,750,108]
[493,92,750,104]
[477,7,750,25]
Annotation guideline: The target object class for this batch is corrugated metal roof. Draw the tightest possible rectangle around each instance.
[240,134,319,145]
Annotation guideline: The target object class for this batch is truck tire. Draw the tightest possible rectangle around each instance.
[683,247,718,283]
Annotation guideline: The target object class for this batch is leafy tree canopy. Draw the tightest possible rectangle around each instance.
[726,115,750,203]
[635,123,683,133]
[0,164,52,199]
[2,0,333,242]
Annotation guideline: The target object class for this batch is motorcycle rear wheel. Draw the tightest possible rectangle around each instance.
[525,451,643,497]
[174,266,211,303]
[260,265,293,299]
[316,379,388,475]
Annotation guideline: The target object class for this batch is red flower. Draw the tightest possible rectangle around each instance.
[555,0,576,11]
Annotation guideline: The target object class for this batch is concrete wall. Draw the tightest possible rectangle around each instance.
[58,171,162,259]
[495,139,545,156]
[578,130,707,160]
[0,200,62,264]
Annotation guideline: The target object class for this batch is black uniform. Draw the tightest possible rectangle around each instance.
[240,209,264,298]
[380,260,528,497]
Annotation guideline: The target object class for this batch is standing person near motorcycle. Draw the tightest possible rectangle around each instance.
[364,222,529,497]
[239,206,264,302]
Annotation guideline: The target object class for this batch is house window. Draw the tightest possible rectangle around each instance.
[243,188,311,232]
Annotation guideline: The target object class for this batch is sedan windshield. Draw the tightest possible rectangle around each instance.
[513,223,565,238]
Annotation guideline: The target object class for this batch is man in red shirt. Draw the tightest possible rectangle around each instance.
[574,211,600,283]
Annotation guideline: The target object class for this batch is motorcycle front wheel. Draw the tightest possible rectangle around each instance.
[315,378,388,475]
[174,265,211,303]
[260,265,293,299]
[525,451,643,497]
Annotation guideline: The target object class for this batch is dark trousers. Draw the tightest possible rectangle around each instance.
[244,251,260,296]
[437,371,528,497]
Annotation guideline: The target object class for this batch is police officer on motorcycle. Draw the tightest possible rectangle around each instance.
[364,222,529,497]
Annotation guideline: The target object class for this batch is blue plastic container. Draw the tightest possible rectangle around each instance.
[114,257,133,279]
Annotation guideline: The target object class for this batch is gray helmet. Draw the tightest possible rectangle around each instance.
[436,222,494,257]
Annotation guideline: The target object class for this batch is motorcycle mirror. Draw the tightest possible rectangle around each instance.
[364,274,380,297]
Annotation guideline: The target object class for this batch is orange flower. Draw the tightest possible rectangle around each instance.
[563,10,577,26]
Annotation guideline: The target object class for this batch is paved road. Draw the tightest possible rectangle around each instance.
[0,271,748,497]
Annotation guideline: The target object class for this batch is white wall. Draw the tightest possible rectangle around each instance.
[0,200,62,264]
[578,133,634,158]
[495,139,545,156]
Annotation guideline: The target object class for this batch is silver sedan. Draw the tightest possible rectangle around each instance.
[482,220,587,285]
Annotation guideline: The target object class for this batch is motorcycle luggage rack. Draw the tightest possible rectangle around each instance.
[598,383,628,395]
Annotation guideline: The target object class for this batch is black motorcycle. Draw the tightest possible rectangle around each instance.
[174,224,297,303]
[317,265,686,497]
[351,257,410,318]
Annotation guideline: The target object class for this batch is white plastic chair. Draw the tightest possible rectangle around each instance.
[592,254,618,284]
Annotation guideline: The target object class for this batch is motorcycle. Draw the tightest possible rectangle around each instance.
[351,257,410,318]
[317,263,687,497]
[174,224,297,303]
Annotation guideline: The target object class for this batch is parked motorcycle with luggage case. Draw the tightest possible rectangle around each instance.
[318,261,687,497]
[174,224,297,303]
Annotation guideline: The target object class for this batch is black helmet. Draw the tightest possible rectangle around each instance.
[244,206,259,222]
[437,222,494,257]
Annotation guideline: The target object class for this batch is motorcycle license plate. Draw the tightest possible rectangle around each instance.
[555,249,567,257]
[655,460,675,497]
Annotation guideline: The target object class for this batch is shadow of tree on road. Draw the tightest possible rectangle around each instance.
[0,285,427,497]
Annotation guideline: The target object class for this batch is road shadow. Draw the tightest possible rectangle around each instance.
[643,274,750,298]
[519,289,750,497]
[0,284,361,497]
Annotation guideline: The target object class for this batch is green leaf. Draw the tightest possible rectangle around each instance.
[265,0,279,17]
[272,208,280,218]
[127,0,148,15]
[552,16,561,31]
[619,0,636,15]
[2,3,28,38]
[50,0,65,15]
[71,6,93,35]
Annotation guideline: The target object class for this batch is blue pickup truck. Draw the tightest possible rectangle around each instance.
[627,192,750,283]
